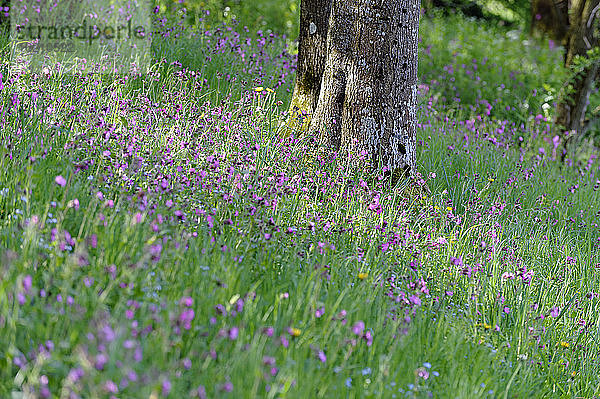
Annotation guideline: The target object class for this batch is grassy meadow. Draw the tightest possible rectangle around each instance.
[1,5,600,398]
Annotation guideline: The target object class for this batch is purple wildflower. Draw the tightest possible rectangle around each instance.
[352,321,365,336]
[221,381,233,392]
[22,275,32,293]
[315,307,324,318]
[162,379,172,396]
[104,380,118,394]
[54,175,66,187]
[317,350,326,363]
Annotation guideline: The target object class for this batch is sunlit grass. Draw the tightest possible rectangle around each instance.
[1,7,599,399]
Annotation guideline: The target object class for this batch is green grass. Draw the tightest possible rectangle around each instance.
[1,8,600,399]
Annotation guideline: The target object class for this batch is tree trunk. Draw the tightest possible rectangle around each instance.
[530,0,569,43]
[287,0,333,130]
[555,0,600,158]
[308,0,420,177]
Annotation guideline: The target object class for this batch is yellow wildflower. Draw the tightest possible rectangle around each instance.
[358,273,368,280]
[289,327,301,337]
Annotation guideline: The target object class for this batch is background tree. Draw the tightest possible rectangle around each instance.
[555,0,600,155]
[532,0,600,156]
[530,0,569,43]
[289,0,421,179]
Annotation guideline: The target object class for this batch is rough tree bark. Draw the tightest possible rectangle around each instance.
[287,0,333,130]
[290,0,420,178]
[553,0,600,157]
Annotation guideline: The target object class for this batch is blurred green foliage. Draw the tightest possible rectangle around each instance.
[422,0,531,28]
[154,0,299,37]
[419,11,567,124]
[481,0,530,27]
[161,0,529,37]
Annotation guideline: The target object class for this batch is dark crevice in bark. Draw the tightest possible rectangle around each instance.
[531,0,570,43]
